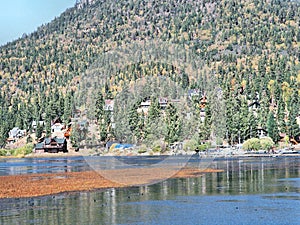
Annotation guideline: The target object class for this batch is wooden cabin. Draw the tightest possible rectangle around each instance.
[34,137,67,153]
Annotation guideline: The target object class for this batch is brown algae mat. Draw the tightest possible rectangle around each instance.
[0,167,223,198]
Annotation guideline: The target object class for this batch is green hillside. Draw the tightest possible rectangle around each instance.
[0,0,300,148]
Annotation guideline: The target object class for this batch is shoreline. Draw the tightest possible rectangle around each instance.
[0,151,299,159]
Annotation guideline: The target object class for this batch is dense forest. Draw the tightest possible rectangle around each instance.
[0,0,299,148]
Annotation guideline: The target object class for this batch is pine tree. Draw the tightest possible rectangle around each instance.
[100,110,112,142]
[36,119,43,139]
[247,110,258,139]
[277,98,286,133]
[181,73,190,89]
[95,91,105,122]
[94,91,113,141]
[44,105,52,137]
[287,90,300,139]
[165,103,182,144]
[63,92,73,123]
[144,97,162,142]
[128,102,141,143]
[267,111,279,143]
[148,97,161,121]
[71,123,80,148]
[225,94,240,144]
[238,98,250,142]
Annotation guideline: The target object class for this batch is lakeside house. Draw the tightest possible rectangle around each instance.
[35,137,67,153]
[137,99,151,114]
[188,89,200,100]
[158,97,168,109]
[137,97,183,115]
[31,120,45,132]
[6,127,26,144]
[257,127,267,138]
[51,117,65,138]
[105,99,114,111]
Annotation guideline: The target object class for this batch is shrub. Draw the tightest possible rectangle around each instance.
[152,145,161,153]
[260,137,274,150]
[151,140,166,153]
[242,138,261,151]
[138,145,148,154]
[198,143,209,151]
[242,137,275,151]
[0,149,7,156]
[138,149,147,154]
[183,138,198,152]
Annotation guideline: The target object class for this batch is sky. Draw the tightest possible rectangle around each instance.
[0,0,75,46]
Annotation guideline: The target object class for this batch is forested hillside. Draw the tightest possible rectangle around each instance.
[0,0,299,147]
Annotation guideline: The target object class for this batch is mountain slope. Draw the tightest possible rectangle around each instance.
[0,0,299,146]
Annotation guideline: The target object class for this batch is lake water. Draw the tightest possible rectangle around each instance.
[0,156,299,225]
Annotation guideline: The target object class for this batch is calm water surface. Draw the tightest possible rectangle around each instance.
[0,156,299,225]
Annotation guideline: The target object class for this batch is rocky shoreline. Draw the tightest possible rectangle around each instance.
[1,148,299,159]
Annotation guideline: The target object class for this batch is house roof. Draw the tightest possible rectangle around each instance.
[44,137,66,145]
[141,100,151,106]
[256,127,267,132]
[105,99,114,105]
[159,97,168,104]
[248,101,260,107]
[32,121,44,127]
[52,117,63,125]
[9,127,20,135]
[35,142,44,149]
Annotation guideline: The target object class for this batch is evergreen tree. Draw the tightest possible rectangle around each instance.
[287,90,300,139]
[165,103,182,144]
[71,123,80,148]
[95,91,105,121]
[267,111,279,143]
[247,110,258,139]
[181,73,190,89]
[94,91,112,141]
[225,95,240,144]
[144,97,162,142]
[277,98,286,133]
[99,111,111,142]
[148,97,161,121]
[44,105,52,137]
[36,119,43,139]
[63,92,73,123]
[135,115,145,143]
[128,102,141,143]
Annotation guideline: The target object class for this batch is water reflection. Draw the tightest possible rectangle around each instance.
[0,156,90,176]
[0,157,299,225]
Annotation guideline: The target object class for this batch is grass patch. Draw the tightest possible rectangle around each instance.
[0,149,7,156]
[11,144,34,157]
[138,145,148,154]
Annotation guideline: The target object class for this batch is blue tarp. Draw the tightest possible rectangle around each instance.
[114,144,133,149]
